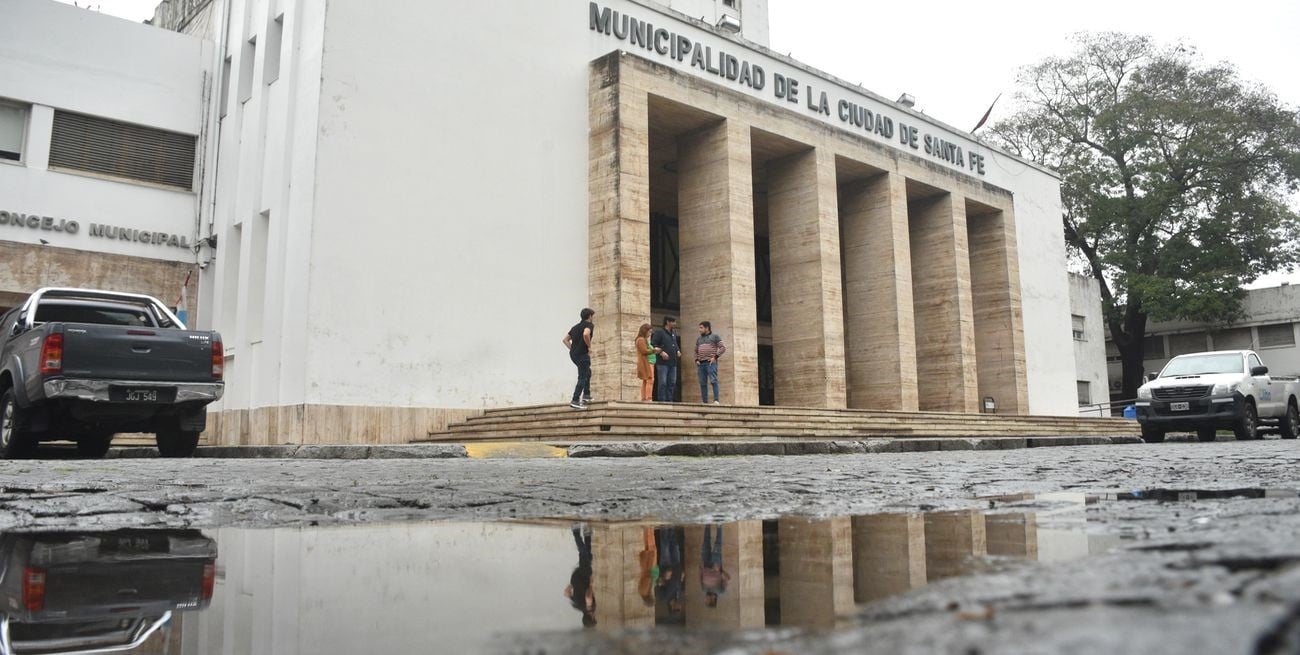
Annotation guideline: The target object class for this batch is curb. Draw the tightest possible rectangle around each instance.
[98,435,1142,460]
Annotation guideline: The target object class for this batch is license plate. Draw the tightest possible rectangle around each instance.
[1170,402,1190,412]
[109,387,174,403]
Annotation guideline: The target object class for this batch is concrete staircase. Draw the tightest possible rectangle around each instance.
[421,401,1138,442]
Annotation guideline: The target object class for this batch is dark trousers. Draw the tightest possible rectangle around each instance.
[702,524,723,568]
[571,354,591,404]
[654,363,677,402]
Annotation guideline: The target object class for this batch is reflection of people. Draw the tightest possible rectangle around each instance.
[638,526,658,604]
[634,324,660,402]
[700,524,731,607]
[563,524,597,627]
[656,527,684,616]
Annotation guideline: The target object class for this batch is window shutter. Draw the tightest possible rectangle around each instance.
[48,111,195,190]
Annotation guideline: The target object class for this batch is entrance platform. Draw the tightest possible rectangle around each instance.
[420,401,1138,443]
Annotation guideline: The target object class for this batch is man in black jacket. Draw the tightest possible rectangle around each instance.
[651,316,680,402]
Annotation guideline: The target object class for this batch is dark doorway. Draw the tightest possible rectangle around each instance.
[758,345,775,406]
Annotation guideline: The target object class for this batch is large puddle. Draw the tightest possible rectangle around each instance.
[2,490,1289,653]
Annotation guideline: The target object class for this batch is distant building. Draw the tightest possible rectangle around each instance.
[1068,274,1108,413]
[1106,284,1300,399]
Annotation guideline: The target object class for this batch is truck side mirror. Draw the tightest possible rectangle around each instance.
[1251,365,1269,376]
[1146,372,1158,382]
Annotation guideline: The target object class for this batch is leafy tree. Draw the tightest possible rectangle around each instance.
[989,33,1300,400]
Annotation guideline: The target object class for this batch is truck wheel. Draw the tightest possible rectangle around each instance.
[1196,427,1217,443]
[1233,400,1260,441]
[1280,401,1300,440]
[76,433,114,458]
[0,389,34,459]
[156,430,200,458]
[1140,425,1165,443]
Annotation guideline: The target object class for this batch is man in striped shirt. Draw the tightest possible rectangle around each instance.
[694,321,727,404]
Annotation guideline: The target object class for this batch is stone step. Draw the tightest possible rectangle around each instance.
[454,409,1127,432]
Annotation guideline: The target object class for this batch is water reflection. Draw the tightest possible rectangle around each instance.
[0,530,215,655]
[2,494,1131,653]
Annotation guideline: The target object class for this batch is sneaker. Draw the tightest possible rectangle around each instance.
[582,394,593,404]
[569,401,587,410]
[712,401,721,405]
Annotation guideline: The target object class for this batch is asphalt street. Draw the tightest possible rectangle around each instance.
[2,440,1297,654]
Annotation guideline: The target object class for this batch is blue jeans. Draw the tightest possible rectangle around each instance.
[654,363,677,402]
[570,354,591,404]
[697,360,719,403]
[702,524,723,568]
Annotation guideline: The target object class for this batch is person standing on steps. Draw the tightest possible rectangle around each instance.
[695,321,726,404]
[651,316,681,402]
[634,323,661,402]
[699,523,731,608]
[562,308,595,409]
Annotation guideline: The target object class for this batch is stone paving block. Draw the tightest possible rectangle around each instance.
[786,441,834,455]
[714,442,785,457]
[369,445,467,459]
[939,439,977,451]
[654,443,719,457]
[199,446,301,459]
[898,440,943,453]
[864,439,902,453]
[293,445,371,460]
[829,441,868,454]
[567,443,655,458]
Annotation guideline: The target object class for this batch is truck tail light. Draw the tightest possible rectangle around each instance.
[22,567,46,612]
[39,333,63,375]
[211,338,224,380]
[201,561,216,600]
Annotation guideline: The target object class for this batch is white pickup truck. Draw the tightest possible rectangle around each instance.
[1135,350,1300,443]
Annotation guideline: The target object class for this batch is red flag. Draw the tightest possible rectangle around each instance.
[971,93,1002,133]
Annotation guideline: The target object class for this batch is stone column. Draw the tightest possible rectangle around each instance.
[851,513,927,603]
[683,522,765,629]
[967,205,1030,413]
[678,121,759,405]
[841,172,919,410]
[766,148,846,408]
[908,192,979,413]
[777,517,855,628]
[923,510,987,581]
[591,525,656,630]
[985,513,1038,559]
[588,56,651,402]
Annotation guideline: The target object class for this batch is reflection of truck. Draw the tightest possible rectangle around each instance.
[1135,350,1300,443]
[0,288,224,458]
[0,530,216,654]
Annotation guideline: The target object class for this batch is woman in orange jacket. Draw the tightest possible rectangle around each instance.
[634,323,659,401]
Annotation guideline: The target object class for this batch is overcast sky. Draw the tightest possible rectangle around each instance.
[58,0,1300,285]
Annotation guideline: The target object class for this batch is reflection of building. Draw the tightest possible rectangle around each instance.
[851,513,926,603]
[131,0,1082,445]
[1105,285,1300,399]
[922,510,988,581]
[775,517,854,628]
[683,521,765,629]
[0,1,206,320]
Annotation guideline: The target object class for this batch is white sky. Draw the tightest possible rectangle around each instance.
[58,0,1300,286]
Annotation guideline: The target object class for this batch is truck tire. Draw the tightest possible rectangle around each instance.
[1196,427,1217,443]
[156,430,200,458]
[0,389,35,459]
[1140,425,1165,443]
[1280,400,1300,440]
[76,433,114,458]
[1233,400,1260,441]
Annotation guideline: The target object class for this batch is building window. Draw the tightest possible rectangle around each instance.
[1168,332,1207,357]
[723,0,737,6]
[1211,327,1252,351]
[48,110,197,190]
[239,37,256,103]
[219,55,232,118]
[1258,323,1296,349]
[1143,335,1166,360]
[0,101,28,162]
[1071,314,1086,341]
[264,14,283,86]
[1076,381,1091,406]
[1105,341,1121,363]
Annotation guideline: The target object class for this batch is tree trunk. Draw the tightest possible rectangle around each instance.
[1115,311,1150,401]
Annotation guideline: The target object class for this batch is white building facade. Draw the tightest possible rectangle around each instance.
[0,0,210,318]
[138,0,1085,444]
[1068,273,1108,413]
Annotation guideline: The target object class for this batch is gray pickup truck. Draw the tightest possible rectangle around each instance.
[0,288,224,458]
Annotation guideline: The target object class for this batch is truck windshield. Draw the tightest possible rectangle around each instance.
[1160,354,1244,377]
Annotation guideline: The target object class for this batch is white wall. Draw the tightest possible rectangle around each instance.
[1068,274,1108,413]
[655,0,769,44]
[188,523,580,655]
[0,0,208,263]
[208,0,1076,415]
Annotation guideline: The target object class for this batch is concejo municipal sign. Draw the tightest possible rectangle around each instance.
[588,2,988,177]
[0,210,192,249]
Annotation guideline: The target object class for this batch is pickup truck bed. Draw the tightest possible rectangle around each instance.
[0,288,224,458]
